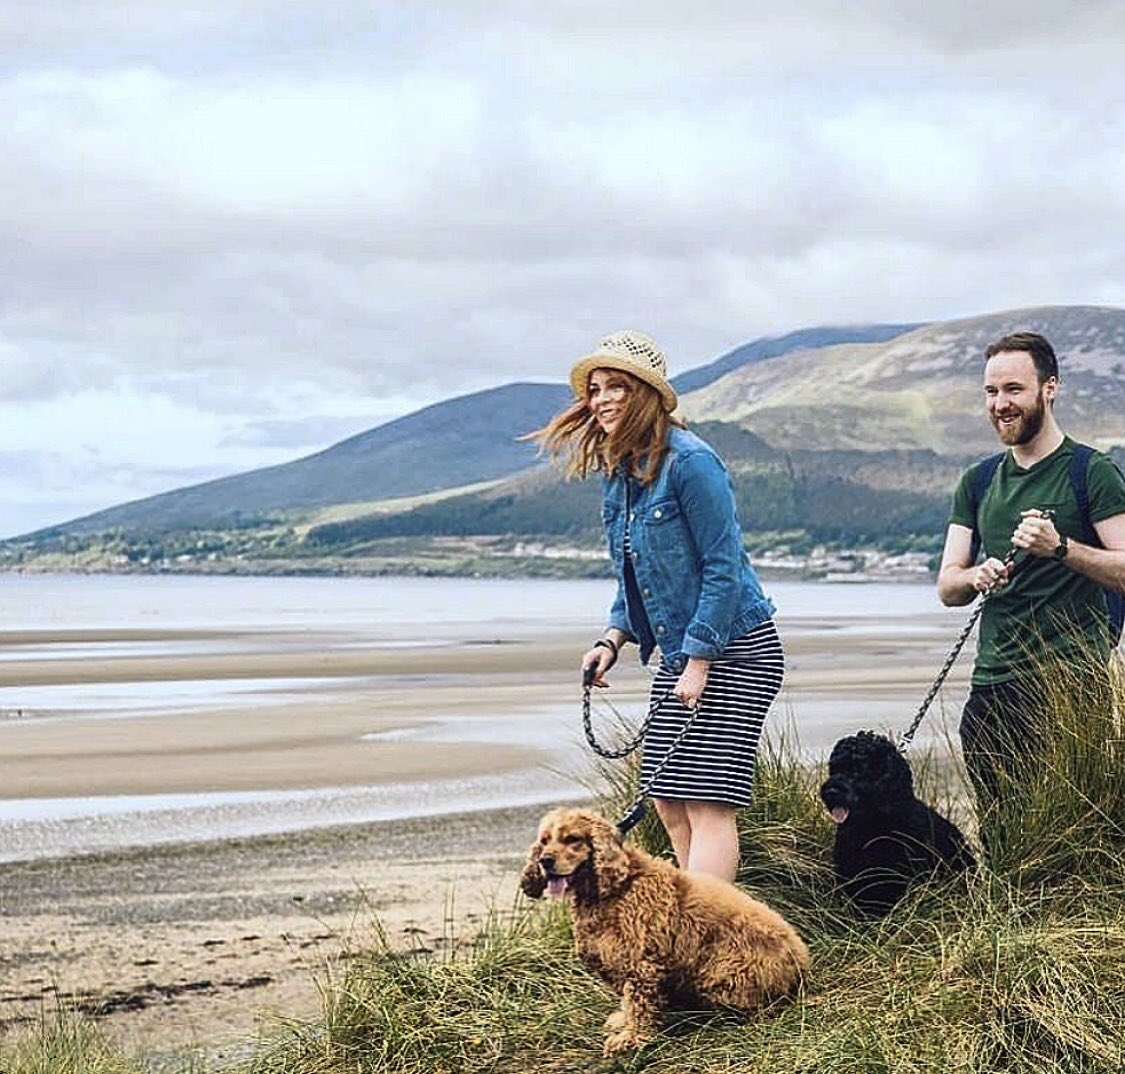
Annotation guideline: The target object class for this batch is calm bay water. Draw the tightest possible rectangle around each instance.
[0,571,952,633]
[0,573,964,862]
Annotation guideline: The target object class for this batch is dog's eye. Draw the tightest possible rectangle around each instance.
[539,834,549,844]
[562,834,583,845]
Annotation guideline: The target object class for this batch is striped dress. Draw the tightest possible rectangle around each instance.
[621,520,785,807]
[639,619,785,806]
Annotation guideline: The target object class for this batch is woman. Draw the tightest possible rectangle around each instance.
[535,329,784,882]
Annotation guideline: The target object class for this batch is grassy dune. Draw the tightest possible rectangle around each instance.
[5,657,1123,1073]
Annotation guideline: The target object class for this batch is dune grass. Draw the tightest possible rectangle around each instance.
[4,656,1123,1074]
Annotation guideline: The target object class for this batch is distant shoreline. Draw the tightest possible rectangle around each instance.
[0,553,938,585]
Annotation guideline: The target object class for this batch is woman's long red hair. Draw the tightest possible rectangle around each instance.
[529,372,682,485]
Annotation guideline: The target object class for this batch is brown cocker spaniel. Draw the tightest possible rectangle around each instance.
[520,807,810,1056]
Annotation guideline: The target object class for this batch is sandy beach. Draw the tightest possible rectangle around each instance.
[0,801,557,1065]
[0,576,975,1061]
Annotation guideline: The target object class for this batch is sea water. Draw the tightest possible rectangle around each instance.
[0,573,964,861]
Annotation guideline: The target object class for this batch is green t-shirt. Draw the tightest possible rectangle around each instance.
[949,437,1125,685]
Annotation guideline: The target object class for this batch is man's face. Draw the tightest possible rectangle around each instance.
[984,350,1055,447]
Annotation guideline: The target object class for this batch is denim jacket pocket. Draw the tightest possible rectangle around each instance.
[644,497,680,524]
[641,496,691,570]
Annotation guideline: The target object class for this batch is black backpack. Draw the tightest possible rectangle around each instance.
[968,442,1124,645]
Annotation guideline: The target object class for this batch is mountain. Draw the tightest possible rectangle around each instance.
[24,323,918,539]
[13,308,1123,557]
[30,383,570,537]
[671,323,922,395]
[685,305,1125,454]
[303,422,963,552]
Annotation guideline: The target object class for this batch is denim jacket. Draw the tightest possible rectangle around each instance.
[602,426,775,671]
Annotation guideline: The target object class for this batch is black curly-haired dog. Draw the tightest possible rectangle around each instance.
[820,731,975,917]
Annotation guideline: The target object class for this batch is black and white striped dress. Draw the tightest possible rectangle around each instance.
[639,618,785,807]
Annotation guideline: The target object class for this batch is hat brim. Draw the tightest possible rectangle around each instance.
[569,354,678,413]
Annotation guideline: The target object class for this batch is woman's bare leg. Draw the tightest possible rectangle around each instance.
[683,801,739,881]
[652,797,691,867]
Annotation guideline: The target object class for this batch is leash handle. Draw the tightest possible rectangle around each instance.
[582,678,673,760]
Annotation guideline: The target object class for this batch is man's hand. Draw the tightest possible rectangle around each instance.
[674,657,710,709]
[972,556,1011,593]
[1011,508,1062,558]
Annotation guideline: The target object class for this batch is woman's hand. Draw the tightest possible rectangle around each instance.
[675,657,710,709]
[580,633,623,687]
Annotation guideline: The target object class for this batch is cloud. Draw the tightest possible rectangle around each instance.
[1,1,1123,534]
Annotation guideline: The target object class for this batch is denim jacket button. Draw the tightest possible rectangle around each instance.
[653,508,663,519]
[656,625,665,635]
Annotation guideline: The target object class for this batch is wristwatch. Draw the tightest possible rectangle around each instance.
[1052,535,1069,562]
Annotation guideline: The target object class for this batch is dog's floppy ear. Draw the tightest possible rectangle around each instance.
[519,839,547,899]
[872,736,914,801]
[589,816,630,898]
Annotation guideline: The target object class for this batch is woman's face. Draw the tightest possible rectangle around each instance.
[587,368,635,435]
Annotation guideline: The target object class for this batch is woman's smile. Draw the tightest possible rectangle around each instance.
[587,369,633,434]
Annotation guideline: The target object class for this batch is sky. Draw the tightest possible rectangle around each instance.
[2,1,1124,538]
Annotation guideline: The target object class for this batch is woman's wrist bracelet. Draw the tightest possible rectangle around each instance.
[593,637,619,658]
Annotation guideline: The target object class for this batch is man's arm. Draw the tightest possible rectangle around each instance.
[937,523,1011,606]
[1012,510,1125,592]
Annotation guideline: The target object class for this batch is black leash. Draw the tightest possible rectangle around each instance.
[897,536,1036,753]
[581,662,662,759]
[581,663,704,837]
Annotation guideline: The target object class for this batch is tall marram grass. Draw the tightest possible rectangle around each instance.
[4,656,1123,1073]
[0,1007,149,1074]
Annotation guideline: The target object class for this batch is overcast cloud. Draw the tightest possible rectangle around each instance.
[2,1,1124,536]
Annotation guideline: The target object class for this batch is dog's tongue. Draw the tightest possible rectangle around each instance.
[546,875,571,899]
[830,806,849,825]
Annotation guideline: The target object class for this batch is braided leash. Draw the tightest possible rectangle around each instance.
[898,539,1032,752]
[581,662,663,759]
[581,663,703,836]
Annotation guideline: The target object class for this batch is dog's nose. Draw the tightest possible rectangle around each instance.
[539,855,555,872]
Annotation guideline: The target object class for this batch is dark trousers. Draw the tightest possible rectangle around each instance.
[959,679,1044,861]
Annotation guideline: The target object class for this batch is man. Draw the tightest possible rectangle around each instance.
[937,331,1125,851]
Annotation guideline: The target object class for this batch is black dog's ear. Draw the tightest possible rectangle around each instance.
[872,735,914,801]
[519,839,547,899]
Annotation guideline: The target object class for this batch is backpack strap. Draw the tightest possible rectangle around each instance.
[1067,442,1125,645]
[1068,443,1100,547]
[968,452,1005,562]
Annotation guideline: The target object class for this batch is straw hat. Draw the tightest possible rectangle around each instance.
[569,330,677,413]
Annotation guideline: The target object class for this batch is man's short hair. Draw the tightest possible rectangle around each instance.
[985,331,1059,383]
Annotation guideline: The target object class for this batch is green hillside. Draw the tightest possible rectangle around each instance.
[688,305,1125,454]
[304,423,957,551]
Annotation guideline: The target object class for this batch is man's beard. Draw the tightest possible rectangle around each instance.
[992,391,1047,446]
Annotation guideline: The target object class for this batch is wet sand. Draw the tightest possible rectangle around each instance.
[0,608,973,1059]
[0,802,560,1064]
